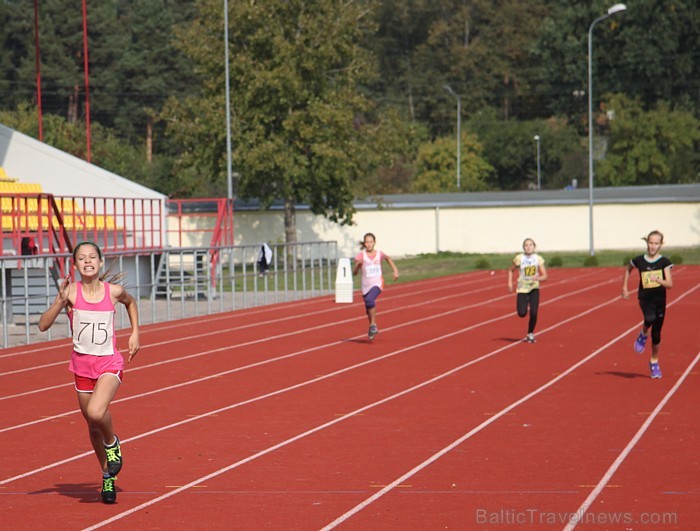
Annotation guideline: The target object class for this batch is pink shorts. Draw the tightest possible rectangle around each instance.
[74,370,123,393]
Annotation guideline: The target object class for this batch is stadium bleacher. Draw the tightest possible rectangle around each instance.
[0,166,119,237]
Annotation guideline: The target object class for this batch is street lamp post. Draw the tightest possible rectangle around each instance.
[588,3,626,256]
[533,135,541,190]
[224,0,234,201]
[444,85,461,190]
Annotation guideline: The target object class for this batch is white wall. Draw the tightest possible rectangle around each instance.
[227,202,700,258]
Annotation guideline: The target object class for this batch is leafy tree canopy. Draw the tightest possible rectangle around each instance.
[412,133,493,193]
[164,0,414,231]
[596,93,700,186]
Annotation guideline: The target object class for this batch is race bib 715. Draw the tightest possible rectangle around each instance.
[72,309,115,356]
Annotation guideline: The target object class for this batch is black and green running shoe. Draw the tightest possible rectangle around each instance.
[101,476,116,504]
[105,435,122,477]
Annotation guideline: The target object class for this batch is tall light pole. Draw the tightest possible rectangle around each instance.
[444,85,461,190]
[224,0,234,201]
[588,3,626,256]
[533,135,541,190]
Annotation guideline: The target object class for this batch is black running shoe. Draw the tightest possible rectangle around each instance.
[105,435,122,477]
[101,476,116,504]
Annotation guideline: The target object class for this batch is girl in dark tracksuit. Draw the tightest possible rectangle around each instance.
[622,230,673,379]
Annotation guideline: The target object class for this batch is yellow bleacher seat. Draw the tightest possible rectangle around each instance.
[26,197,39,212]
[0,180,42,193]
[28,215,39,231]
[17,183,37,193]
[57,198,75,213]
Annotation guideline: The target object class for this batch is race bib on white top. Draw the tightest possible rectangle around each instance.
[365,263,382,278]
[72,308,115,356]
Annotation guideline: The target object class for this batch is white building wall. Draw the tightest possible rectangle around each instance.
[223,202,700,259]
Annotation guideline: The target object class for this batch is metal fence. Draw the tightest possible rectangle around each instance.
[0,240,338,348]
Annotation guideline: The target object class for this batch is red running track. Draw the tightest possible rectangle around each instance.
[1,266,698,530]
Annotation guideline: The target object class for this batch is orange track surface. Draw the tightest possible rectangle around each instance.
[1,267,698,530]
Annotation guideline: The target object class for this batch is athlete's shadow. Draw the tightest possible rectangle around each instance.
[344,338,373,344]
[496,337,525,343]
[28,482,111,503]
[596,370,648,379]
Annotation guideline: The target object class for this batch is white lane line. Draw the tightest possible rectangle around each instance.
[0,275,613,432]
[0,272,481,361]
[0,279,508,399]
[320,284,700,530]
[79,296,626,531]
[0,285,621,486]
[563,350,700,531]
[0,274,497,375]
[0,269,600,390]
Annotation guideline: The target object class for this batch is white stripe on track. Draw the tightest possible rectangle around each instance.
[0,274,612,432]
[563,350,700,531]
[0,272,481,361]
[0,282,620,484]
[321,284,700,530]
[0,290,515,429]
[0,269,600,389]
[79,294,626,531]
[11,274,694,527]
[0,273,498,374]
[0,277,508,395]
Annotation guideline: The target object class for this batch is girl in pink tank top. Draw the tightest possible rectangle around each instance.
[39,241,139,504]
[69,281,123,378]
[352,232,399,341]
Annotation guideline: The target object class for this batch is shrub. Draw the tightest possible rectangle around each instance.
[474,257,491,270]
[622,256,633,266]
[549,256,563,267]
[583,255,599,267]
[670,254,683,264]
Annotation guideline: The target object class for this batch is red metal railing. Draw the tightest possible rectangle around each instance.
[166,198,234,286]
[1,193,164,261]
[1,194,237,286]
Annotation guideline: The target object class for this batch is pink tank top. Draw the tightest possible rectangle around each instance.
[68,282,124,378]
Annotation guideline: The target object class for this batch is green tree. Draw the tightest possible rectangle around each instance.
[164,0,385,242]
[469,110,583,190]
[368,0,547,135]
[412,133,492,193]
[532,1,700,126]
[108,0,198,148]
[0,102,173,192]
[2,1,196,155]
[350,106,428,197]
[596,94,700,186]
[0,1,28,110]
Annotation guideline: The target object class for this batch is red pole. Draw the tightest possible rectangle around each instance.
[33,0,43,141]
[81,0,92,162]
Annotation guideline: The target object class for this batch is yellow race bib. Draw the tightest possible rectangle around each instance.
[640,271,661,289]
